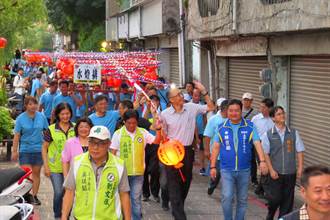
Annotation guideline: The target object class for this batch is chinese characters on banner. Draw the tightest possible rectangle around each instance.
[74,64,101,85]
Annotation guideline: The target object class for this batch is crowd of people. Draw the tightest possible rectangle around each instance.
[7,50,330,220]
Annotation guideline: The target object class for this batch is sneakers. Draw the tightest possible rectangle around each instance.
[199,168,206,176]
[254,185,265,197]
[207,187,215,195]
[142,196,150,202]
[162,202,169,211]
[152,196,160,203]
[30,195,41,205]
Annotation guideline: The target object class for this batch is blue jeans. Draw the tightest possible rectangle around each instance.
[50,173,64,218]
[128,175,144,220]
[220,169,250,220]
[14,93,23,111]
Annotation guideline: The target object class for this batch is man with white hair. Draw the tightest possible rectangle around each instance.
[161,81,215,220]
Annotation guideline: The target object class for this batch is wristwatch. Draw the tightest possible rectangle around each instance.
[201,91,209,96]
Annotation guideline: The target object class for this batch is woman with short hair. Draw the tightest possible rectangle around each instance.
[12,96,49,205]
[61,117,93,177]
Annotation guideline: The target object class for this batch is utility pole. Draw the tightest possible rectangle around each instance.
[178,0,186,86]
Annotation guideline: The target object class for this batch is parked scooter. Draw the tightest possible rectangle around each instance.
[0,167,33,198]
[0,167,34,219]
[0,196,34,220]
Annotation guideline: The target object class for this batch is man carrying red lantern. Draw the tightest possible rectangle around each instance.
[160,81,215,220]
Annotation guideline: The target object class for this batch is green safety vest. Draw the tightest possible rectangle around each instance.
[48,124,75,173]
[73,152,124,220]
[119,127,145,176]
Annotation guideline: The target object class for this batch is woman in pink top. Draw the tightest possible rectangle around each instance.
[61,117,93,177]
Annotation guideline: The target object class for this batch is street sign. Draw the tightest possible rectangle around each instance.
[74,64,101,85]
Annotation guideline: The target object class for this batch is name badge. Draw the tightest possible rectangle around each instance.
[287,139,293,153]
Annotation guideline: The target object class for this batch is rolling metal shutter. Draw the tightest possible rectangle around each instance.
[169,48,181,86]
[228,57,269,109]
[290,56,330,168]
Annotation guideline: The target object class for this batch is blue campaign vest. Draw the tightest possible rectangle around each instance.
[218,118,254,171]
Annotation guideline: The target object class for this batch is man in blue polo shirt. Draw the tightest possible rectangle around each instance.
[210,99,268,220]
[39,80,58,124]
[204,98,228,195]
[52,80,83,122]
[89,94,120,136]
[157,77,169,110]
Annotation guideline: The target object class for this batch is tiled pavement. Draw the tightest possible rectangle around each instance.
[0,158,303,220]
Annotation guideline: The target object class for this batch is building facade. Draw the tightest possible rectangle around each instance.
[106,0,184,86]
[187,0,330,168]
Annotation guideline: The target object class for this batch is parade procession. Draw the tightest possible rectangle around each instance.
[0,0,329,220]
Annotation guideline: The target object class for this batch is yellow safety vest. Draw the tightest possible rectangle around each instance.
[73,152,124,220]
[48,124,75,173]
[119,127,145,176]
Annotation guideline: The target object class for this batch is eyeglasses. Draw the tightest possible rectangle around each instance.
[88,140,109,147]
[169,92,183,99]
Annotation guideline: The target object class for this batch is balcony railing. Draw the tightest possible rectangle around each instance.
[260,0,292,4]
[198,0,219,18]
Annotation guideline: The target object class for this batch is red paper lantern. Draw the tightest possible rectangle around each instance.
[107,77,114,87]
[158,140,185,168]
[0,37,8,48]
[112,78,122,88]
[144,71,158,80]
[101,68,109,75]
[62,63,74,75]
[56,59,62,69]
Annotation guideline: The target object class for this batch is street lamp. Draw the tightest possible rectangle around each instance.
[101,41,108,48]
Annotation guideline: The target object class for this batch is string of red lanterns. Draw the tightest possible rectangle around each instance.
[0,37,8,48]
[24,51,165,87]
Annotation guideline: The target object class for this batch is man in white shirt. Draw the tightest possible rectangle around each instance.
[242,92,259,120]
[252,98,275,137]
[12,68,27,112]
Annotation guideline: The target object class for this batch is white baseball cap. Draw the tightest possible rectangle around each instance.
[88,126,111,140]
[216,98,226,107]
[242,92,253,100]
[183,93,191,102]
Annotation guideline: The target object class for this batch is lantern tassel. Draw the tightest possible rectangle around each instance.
[178,168,186,183]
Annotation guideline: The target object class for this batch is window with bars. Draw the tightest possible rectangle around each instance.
[198,0,220,18]
[260,0,292,4]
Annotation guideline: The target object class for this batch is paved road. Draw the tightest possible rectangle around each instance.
[0,158,303,220]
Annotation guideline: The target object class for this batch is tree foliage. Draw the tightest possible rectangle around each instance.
[79,24,105,52]
[45,0,105,50]
[0,0,47,63]
[18,22,53,51]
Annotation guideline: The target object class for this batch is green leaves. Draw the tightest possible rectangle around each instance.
[79,24,105,52]
[0,106,14,142]
[0,0,47,63]
[45,0,105,33]
[45,0,106,50]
